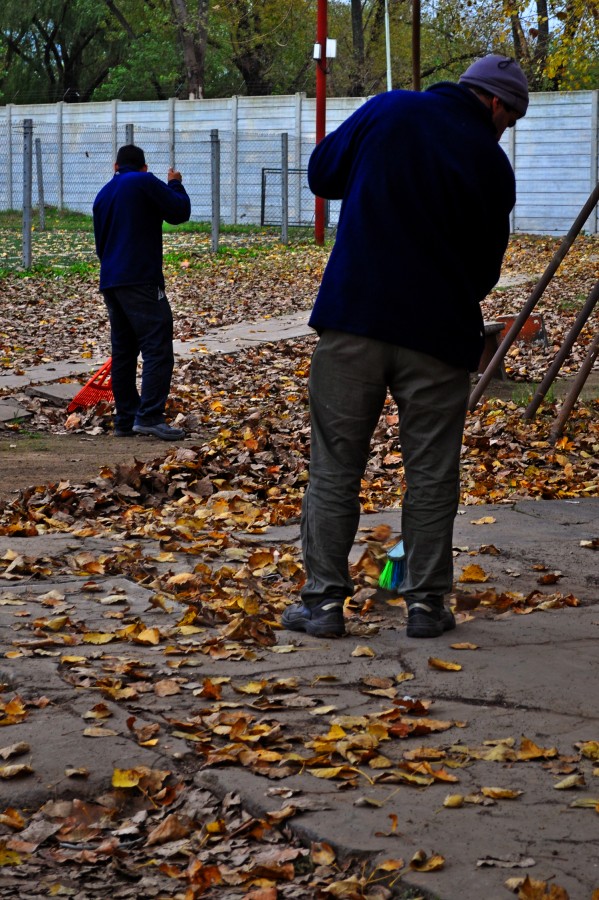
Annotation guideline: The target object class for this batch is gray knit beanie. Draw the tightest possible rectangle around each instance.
[459,54,529,117]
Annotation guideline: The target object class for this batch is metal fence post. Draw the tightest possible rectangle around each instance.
[57,101,64,211]
[168,97,176,170]
[211,129,220,253]
[125,123,134,145]
[22,119,33,268]
[7,105,14,210]
[591,90,598,234]
[281,132,289,244]
[230,96,239,225]
[35,138,46,231]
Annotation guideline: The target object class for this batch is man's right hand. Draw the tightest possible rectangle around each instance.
[168,167,182,182]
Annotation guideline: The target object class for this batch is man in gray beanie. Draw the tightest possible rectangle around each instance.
[280,54,529,641]
[460,54,529,136]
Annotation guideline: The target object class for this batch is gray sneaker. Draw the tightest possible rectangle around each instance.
[133,423,185,441]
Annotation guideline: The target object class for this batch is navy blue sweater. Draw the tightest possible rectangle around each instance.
[308,83,516,371]
[93,167,191,291]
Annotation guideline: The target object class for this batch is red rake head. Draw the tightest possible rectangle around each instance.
[67,358,114,412]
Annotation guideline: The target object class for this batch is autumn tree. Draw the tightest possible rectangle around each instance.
[499,0,599,89]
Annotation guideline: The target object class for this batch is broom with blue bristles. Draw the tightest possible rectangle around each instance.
[378,539,406,591]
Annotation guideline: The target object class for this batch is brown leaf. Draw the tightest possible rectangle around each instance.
[146,813,191,846]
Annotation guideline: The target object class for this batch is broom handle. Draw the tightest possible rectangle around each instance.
[469,181,599,411]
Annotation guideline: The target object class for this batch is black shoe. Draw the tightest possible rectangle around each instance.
[133,422,185,441]
[407,600,455,638]
[281,597,345,638]
[114,428,135,437]
[440,606,456,632]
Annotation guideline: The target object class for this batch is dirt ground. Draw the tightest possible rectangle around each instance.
[0,432,174,502]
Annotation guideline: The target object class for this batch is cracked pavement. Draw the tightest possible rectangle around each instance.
[1,499,598,898]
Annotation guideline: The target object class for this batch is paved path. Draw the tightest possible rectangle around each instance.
[0,500,598,896]
[0,311,313,421]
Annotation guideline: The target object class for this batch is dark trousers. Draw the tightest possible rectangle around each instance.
[103,284,174,430]
[301,330,470,607]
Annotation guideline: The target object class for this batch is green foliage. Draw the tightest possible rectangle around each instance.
[0,0,597,102]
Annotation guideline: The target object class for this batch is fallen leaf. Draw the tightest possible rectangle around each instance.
[481,787,524,800]
[351,645,375,658]
[458,564,489,583]
[553,774,585,790]
[428,657,462,672]
[409,849,445,871]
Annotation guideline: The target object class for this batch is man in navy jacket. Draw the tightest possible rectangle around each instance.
[281,55,529,639]
[93,144,191,440]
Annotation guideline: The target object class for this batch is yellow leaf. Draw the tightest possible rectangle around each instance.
[309,705,337,716]
[505,875,570,899]
[518,737,558,760]
[578,740,599,761]
[568,797,599,808]
[481,787,523,800]
[0,808,25,829]
[0,764,33,779]
[443,794,464,808]
[553,774,585,790]
[133,627,160,646]
[311,841,336,866]
[458,564,489,583]
[374,858,404,872]
[395,672,414,682]
[428,657,462,672]
[450,642,478,650]
[470,516,496,525]
[409,849,445,871]
[112,767,143,788]
[351,645,375,658]
[308,766,361,780]
[82,632,116,644]
[0,842,23,866]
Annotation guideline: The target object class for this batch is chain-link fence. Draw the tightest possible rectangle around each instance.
[1,117,326,270]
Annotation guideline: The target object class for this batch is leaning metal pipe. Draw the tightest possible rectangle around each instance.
[523,278,599,419]
[549,329,599,443]
[469,181,599,411]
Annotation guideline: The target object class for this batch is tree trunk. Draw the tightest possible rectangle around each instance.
[349,0,365,96]
[170,0,209,99]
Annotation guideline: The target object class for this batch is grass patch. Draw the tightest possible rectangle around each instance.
[0,208,320,275]
[511,382,556,407]
[0,208,93,231]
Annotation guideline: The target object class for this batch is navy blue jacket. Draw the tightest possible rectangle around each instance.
[308,83,516,371]
[93,167,191,291]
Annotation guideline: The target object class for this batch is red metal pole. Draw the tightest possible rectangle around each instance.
[314,0,327,245]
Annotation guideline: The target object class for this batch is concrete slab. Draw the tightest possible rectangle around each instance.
[26,382,79,403]
[0,400,32,423]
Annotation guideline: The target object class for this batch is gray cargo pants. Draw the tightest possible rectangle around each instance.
[300,330,470,607]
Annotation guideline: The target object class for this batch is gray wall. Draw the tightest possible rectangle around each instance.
[0,91,597,234]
